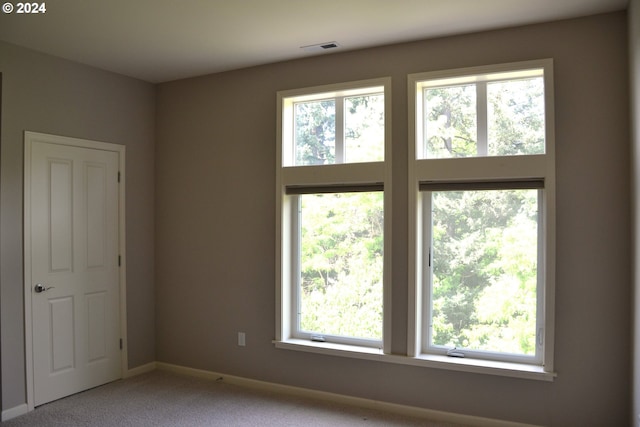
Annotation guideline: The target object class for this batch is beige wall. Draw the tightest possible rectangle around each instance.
[156,12,630,425]
[0,41,156,410]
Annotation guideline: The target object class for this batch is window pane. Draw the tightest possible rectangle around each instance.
[429,189,538,355]
[424,85,477,159]
[421,76,545,159]
[299,192,383,340]
[488,77,545,156]
[294,100,335,165]
[344,94,385,163]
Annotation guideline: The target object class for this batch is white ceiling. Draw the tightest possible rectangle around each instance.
[0,0,628,83]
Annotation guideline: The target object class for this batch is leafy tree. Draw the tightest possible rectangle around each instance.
[425,84,477,158]
[299,192,383,340]
[430,189,538,355]
[425,78,545,158]
[295,100,335,165]
[345,94,385,162]
[488,78,545,156]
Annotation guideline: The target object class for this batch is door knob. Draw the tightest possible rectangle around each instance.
[34,283,54,293]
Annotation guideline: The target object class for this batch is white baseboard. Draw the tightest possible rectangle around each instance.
[155,362,541,427]
[124,361,157,378]
[2,403,29,422]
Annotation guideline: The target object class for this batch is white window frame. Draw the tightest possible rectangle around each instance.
[275,77,393,353]
[408,60,556,374]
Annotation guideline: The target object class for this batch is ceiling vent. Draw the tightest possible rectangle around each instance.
[301,42,340,53]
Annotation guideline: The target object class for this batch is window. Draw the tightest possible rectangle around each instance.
[290,92,385,165]
[408,60,555,370]
[420,70,545,159]
[276,78,391,351]
[274,63,554,380]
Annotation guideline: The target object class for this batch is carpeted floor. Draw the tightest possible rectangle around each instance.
[1,370,468,426]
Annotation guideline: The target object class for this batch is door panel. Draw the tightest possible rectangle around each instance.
[86,163,107,268]
[87,291,107,362]
[49,296,75,372]
[49,160,73,272]
[29,140,121,406]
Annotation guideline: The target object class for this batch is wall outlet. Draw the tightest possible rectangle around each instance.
[238,332,246,347]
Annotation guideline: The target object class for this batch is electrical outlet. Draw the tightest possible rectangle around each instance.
[238,332,246,347]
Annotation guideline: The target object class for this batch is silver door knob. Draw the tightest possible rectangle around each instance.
[34,283,54,293]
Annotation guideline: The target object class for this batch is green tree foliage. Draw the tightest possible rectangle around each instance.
[431,189,538,355]
[488,78,545,156]
[345,94,385,162]
[425,78,544,158]
[425,84,477,158]
[293,94,384,166]
[299,192,383,340]
[295,100,335,165]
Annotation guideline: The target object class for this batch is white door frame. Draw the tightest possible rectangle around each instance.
[23,131,127,411]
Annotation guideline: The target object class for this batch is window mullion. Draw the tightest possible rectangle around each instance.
[476,82,488,156]
[335,96,345,163]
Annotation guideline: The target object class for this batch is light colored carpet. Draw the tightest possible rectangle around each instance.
[1,370,468,426]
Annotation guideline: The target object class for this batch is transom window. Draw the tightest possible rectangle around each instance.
[282,85,385,167]
[291,92,384,165]
[417,68,545,159]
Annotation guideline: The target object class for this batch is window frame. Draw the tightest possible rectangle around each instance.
[275,77,392,353]
[407,59,556,372]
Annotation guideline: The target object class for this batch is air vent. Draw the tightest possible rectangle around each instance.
[301,41,340,52]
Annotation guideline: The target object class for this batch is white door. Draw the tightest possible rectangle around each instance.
[27,137,122,406]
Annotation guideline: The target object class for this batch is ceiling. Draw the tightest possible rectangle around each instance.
[0,0,628,83]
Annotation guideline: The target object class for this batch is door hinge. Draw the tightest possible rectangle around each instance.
[120,338,123,350]
[117,171,121,183]
[118,255,121,266]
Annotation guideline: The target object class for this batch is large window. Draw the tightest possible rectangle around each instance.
[408,60,555,369]
[275,62,555,380]
[276,78,391,350]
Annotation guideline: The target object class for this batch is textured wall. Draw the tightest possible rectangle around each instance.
[0,41,156,411]
[155,12,630,425]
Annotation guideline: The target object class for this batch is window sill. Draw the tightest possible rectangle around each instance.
[273,339,556,382]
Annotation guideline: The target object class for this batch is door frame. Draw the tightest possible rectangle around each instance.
[23,131,127,411]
